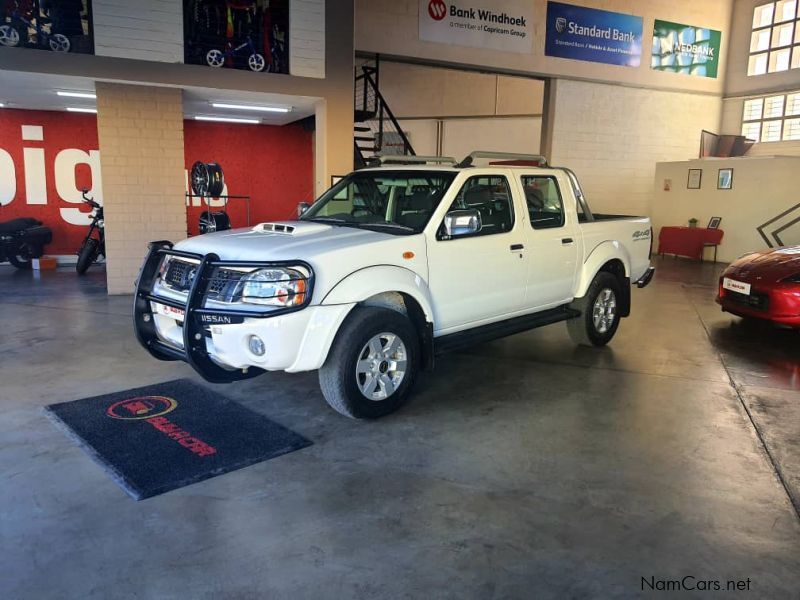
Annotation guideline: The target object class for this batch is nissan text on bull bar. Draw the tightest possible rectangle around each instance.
[134,152,655,419]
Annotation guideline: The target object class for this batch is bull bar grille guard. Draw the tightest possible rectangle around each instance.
[133,241,315,383]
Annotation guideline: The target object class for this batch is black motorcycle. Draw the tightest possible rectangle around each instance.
[76,189,105,275]
[0,217,52,270]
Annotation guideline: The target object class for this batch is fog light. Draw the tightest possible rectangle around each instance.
[248,335,266,357]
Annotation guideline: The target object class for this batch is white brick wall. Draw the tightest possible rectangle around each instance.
[93,0,183,63]
[549,79,723,217]
[96,84,187,295]
[290,0,326,78]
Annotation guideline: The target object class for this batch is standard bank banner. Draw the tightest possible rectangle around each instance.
[544,1,643,67]
[419,0,533,54]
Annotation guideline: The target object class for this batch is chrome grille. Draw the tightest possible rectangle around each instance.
[163,259,244,300]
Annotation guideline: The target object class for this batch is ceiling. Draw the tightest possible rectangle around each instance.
[0,71,318,126]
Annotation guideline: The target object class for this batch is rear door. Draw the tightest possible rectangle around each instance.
[516,173,581,308]
[426,172,529,333]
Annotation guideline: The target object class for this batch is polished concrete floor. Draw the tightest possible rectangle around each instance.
[1,257,799,599]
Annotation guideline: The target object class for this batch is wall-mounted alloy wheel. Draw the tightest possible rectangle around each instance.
[199,211,231,234]
[566,271,622,346]
[205,49,225,67]
[48,33,70,52]
[190,161,225,197]
[318,307,419,419]
[0,24,20,47]
[248,53,266,72]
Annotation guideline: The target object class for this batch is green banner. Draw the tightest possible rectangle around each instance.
[651,19,721,78]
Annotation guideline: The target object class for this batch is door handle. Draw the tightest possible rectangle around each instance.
[561,238,574,245]
[510,244,525,251]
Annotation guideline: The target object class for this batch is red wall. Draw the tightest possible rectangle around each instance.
[183,120,314,236]
[0,109,314,254]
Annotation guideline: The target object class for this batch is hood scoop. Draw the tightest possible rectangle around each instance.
[251,221,333,236]
[255,222,296,234]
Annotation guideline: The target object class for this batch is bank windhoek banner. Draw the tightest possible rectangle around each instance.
[419,0,533,54]
[544,2,643,67]
[651,19,722,78]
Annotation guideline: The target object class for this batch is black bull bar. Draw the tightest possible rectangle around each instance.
[133,241,314,383]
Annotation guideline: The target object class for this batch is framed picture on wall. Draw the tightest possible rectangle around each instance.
[718,168,733,190]
[687,168,702,189]
[707,217,722,229]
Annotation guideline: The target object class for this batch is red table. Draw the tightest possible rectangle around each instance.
[658,227,724,261]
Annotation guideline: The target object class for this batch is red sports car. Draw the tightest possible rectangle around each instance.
[717,246,800,327]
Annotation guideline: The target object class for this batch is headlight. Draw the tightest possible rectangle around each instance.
[236,267,308,307]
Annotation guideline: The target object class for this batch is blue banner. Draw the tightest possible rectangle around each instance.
[545,2,643,67]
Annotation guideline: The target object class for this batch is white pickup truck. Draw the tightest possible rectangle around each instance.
[134,153,654,418]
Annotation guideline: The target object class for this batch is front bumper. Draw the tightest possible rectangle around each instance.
[716,278,800,327]
[134,241,336,382]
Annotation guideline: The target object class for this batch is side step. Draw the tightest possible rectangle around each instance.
[434,306,580,355]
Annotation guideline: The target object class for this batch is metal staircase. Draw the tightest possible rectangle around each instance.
[354,59,415,167]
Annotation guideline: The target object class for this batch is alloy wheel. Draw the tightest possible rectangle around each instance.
[592,288,617,334]
[355,332,408,401]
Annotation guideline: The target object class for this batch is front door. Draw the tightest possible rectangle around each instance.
[426,174,528,333]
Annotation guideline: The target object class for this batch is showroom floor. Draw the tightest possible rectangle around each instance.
[1,257,799,599]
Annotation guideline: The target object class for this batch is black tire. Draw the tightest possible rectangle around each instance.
[8,243,37,269]
[76,238,99,275]
[199,211,231,234]
[318,307,419,419]
[567,271,623,346]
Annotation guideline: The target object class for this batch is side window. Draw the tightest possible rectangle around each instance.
[443,175,515,237]
[521,176,565,230]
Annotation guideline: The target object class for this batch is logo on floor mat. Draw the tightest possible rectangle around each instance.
[106,396,178,420]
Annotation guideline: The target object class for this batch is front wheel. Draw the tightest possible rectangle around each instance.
[318,307,419,419]
[48,33,70,52]
[566,271,622,346]
[76,238,99,275]
[0,25,20,47]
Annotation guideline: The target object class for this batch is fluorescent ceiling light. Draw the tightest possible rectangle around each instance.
[210,102,291,113]
[66,107,97,113]
[57,91,96,99]
[195,115,260,124]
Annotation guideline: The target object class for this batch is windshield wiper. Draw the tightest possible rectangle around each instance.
[357,222,416,232]
[307,217,347,223]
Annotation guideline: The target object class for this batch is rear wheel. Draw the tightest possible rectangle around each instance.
[567,271,623,346]
[0,25,20,47]
[76,238,99,275]
[318,307,419,419]
[8,242,41,270]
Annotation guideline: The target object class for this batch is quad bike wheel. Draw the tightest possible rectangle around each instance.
[0,24,20,47]
[190,161,225,197]
[206,49,225,67]
[248,53,266,72]
[199,211,231,234]
[48,33,70,52]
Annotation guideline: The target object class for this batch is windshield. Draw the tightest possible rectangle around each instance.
[300,170,457,235]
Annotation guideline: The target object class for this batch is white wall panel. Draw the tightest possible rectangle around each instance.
[550,79,723,218]
[290,0,326,78]
[93,0,183,63]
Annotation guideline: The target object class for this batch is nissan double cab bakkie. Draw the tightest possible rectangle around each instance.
[134,152,655,419]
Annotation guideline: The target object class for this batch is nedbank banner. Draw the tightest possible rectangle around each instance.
[419,0,533,54]
[651,19,722,78]
[545,2,643,67]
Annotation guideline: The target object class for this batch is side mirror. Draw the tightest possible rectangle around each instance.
[444,209,482,238]
[297,202,311,217]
